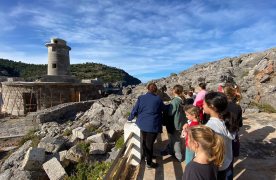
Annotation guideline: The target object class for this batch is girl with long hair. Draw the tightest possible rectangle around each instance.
[203,92,237,180]
[182,125,225,180]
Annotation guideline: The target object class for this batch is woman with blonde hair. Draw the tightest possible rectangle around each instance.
[182,125,225,180]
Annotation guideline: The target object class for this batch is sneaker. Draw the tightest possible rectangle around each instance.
[146,162,158,169]
[143,155,157,162]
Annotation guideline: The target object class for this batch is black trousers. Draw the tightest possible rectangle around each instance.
[141,130,158,165]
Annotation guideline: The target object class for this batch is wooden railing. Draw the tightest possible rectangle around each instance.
[104,132,135,180]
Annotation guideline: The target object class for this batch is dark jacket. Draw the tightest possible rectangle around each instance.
[128,92,165,133]
[164,97,187,133]
[227,101,243,128]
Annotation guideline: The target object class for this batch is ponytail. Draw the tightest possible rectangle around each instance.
[188,125,225,167]
[209,133,225,167]
[205,92,239,132]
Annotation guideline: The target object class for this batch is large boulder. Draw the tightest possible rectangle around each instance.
[86,133,105,143]
[21,147,45,171]
[43,158,67,180]
[1,140,32,171]
[89,143,107,155]
[38,136,66,153]
[65,145,84,163]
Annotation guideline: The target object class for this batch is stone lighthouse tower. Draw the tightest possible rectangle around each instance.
[45,38,71,76]
[41,38,78,82]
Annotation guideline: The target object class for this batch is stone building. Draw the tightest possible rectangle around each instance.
[1,38,103,115]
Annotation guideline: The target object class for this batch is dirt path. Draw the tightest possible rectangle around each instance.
[136,112,276,180]
[0,116,34,139]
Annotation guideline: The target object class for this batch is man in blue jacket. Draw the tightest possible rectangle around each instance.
[128,83,165,169]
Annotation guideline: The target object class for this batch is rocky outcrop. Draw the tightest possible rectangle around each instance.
[1,141,32,172]
[142,48,276,111]
[79,95,137,131]
[25,100,95,124]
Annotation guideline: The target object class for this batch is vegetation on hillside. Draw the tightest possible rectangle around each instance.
[0,58,141,85]
[66,162,111,180]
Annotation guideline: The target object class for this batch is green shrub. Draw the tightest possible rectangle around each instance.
[86,124,102,134]
[66,161,112,180]
[19,129,41,147]
[250,102,276,113]
[76,141,90,155]
[115,136,124,150]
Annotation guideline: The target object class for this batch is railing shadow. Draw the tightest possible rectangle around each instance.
[234,123,276,180]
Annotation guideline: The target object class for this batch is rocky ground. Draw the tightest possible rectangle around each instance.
[0,116,34,138]
[234,112,276,180]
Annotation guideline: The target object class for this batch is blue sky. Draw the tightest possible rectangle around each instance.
[0,0,276,82]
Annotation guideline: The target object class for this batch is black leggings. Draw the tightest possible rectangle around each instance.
[141,130,158,165]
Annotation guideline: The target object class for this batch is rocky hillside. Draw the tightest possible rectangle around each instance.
[147,48,276,112]
[0,59,141,86]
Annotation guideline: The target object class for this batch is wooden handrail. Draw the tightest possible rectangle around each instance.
[104,132,134,180]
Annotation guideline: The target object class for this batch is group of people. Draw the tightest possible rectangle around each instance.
[128,82,242,180]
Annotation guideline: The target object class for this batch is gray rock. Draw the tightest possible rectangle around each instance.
[0,169,12,180]
[43,158,67,180]
[246,87,258,99]
[260,75,270,83]
[106,130,116,141]
[122,87,132,95]
[72,127,90,140]
[9,169,32,180]
[65,145,84,163]
[89,143,107,154]
[38,136,66,153]
[1,140,32,171]
[255,58,268,71]
[244,108,260,114]
[99,98,121,110]
[86,133,105,143]
[75,111,84,120]
[21,147,45,171]
[57,150,70,167]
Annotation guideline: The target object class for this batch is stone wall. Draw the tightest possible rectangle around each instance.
[1,82,102,116]
[25,100,95,125]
